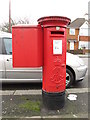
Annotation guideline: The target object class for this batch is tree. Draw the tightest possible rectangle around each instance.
[0,18,30,33]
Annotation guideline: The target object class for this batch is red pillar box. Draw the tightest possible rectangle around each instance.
[38,16,71,109]
[12,25,43,67]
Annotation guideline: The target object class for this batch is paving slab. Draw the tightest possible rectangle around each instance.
[1,91,89,119]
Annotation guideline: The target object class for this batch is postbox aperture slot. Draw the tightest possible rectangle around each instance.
[51,31,64,35]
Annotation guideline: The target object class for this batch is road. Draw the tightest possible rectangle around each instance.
[2,57,89,90]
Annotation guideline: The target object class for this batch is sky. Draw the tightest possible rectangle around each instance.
[0,0,89,25]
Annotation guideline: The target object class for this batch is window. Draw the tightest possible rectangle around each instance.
[3,38,12,55]
[69,28,75,35]
[79,28,88,36]
[79,41,90,49]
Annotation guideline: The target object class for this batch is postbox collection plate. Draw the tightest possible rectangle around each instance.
[53,40,62,54]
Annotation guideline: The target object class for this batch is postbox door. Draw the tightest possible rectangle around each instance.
[43,27,66,92]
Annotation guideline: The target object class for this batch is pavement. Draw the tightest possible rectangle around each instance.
[0,88,89,119]
[0,54,89,120]
[77,54,90,58]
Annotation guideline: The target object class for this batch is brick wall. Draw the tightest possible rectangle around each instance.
[67,28,79,50]
[79,36,90,41]
[67,28,79,40]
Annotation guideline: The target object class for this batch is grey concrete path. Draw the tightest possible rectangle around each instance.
[1,89,89,119]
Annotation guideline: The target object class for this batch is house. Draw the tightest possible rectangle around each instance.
[67,18,90,53]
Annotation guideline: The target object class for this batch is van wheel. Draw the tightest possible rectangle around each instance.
[66,68,74,88]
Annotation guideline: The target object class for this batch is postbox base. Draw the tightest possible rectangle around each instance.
[42,90,65,110]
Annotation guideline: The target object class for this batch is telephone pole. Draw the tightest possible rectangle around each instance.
[9,0,11,33]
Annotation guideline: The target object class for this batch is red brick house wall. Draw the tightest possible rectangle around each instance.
[67,28,79,50]
[79,36,90,41]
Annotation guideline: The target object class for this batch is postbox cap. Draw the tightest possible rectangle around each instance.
[37,16,71,28]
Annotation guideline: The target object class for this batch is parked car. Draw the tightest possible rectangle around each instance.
[0,31,87,88]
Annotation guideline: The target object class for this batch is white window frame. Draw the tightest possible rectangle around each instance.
[79,41,90,49]
[69,28,75,35]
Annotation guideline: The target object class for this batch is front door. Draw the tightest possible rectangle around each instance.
[70,42,74,50]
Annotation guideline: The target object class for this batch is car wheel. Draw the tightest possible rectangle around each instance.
[66,68,74,88]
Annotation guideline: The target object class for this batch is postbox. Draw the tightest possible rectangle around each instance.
[12,16,70,110]
[38,16,70,109]
[12,25,43,67]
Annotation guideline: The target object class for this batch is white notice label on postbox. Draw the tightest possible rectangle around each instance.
[53,40,62,54]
